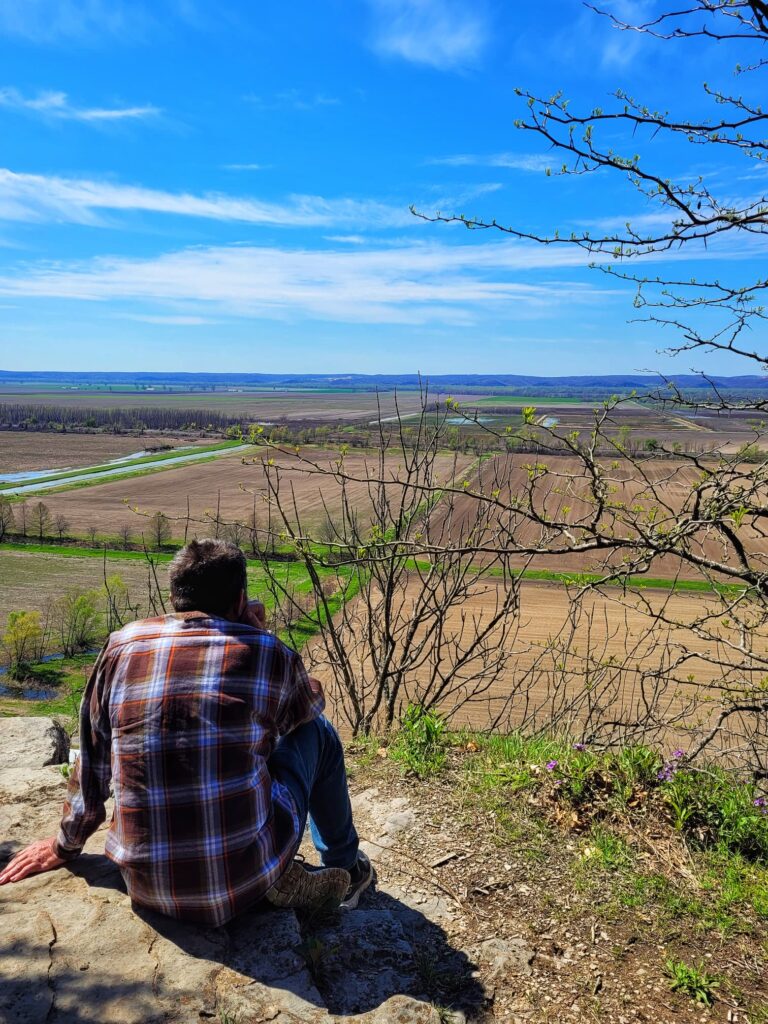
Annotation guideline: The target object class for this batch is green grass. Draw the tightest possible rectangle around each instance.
[2,540,343,592]
[461,730,768,941]
[472,395,594,406]
[508,566,743,595]
[0,653,92,721]
[0,440,245,493]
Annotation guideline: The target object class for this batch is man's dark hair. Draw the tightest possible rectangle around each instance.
[169,539,247,616]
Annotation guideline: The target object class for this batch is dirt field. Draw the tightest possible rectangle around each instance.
[0,389,447,423]
[0,432,209,475]
[308,579,764,736]
[28,447,475,542]
[436,452,768,580]
[0,550,157,628]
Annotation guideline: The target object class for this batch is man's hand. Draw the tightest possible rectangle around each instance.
[240,600,267,630]
[0,838,66,885]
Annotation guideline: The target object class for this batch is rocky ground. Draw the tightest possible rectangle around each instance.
[1,719,765,1024]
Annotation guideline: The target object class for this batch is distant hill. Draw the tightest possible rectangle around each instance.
[1,370,767,393]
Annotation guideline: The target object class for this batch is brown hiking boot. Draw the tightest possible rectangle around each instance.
[265,860,351,911]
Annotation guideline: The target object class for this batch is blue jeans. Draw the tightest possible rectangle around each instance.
[268,715,359,870]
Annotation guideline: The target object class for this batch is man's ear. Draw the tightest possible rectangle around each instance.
[236,590,248,617]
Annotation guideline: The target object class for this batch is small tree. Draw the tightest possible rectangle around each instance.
[0,497,14,542]
[118,523,133,550]
[1,610,45,680]
[102,574,139,634]
[29,501,51,541]
[16,500,28,538]
[86,524,98,545]
[54,589,102,657]
[53,512,69,541]
[149,511,171,549]
[224,520,248,548]
[246,500,260,556]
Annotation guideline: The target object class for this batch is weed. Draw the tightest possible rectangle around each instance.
[583,827,634,872]
[661,768,768,859]
[665,958,720,1006]
[390,704,447,778]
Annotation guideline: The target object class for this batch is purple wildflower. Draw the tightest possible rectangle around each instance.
[545,760,559,772]
[657,764,676,782]
[573,743,587,752]
[754,797,766,808]
[672,750,685,759]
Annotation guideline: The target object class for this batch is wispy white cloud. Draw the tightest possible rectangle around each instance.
[428,153,553,172]
[222,163,270,172]
[324,235,367,244]
[366,0,488,71]
[0,0,148,43]
[0,241,612,326]
[0,87,159,123]
[245,90,340,112]
[0,0,201,44]
[120,313,214,325]
[0,169,413,228]
[593,0,656,70]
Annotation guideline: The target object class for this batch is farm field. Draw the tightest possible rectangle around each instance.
[20,447,475,542]
[436,452,768,580]
[458,402,765,452]
[0,432,209,474]
[0,548,336,632]
[0,388,447,422]
[308,579,762,733]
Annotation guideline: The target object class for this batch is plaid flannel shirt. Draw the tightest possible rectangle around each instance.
[55,612,324,926]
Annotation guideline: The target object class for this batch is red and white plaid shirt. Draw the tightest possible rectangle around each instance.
[56,612,324,925]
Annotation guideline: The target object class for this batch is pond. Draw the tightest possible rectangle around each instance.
[0,680,61,700]
[446,416,495,425]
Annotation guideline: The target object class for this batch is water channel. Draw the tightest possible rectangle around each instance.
[1,444,252,496]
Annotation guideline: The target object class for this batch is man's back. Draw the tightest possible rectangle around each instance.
[57,612,324,925]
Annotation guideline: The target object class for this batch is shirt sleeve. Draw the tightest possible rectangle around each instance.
[274,649,326,737]
[55,645,113,860]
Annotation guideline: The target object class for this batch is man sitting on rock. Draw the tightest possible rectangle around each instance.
[0,539,373,925]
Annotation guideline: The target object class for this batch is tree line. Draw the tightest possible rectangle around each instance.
[0,403,238,433]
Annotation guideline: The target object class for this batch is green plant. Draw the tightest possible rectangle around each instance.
[661,768,768,860]
[583,827,634,873]
[1,609,46,680]
[665,958,720,1007]
[390,704,447,778]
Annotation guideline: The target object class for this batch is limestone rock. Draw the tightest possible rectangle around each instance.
[1,724,485,1024]
[479,936,536,981]
[0,717,69,771]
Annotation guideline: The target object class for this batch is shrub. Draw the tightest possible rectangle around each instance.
[1,610,47,680]
[390,703,447,778]
[661,767,768,860]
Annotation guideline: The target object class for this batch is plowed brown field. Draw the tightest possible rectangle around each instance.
[0,432,206,474]
[309,580,766,738]
[436,453,766,580]
[33,448,474,542]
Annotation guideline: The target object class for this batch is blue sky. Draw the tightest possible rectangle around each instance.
[0,0,763,375]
